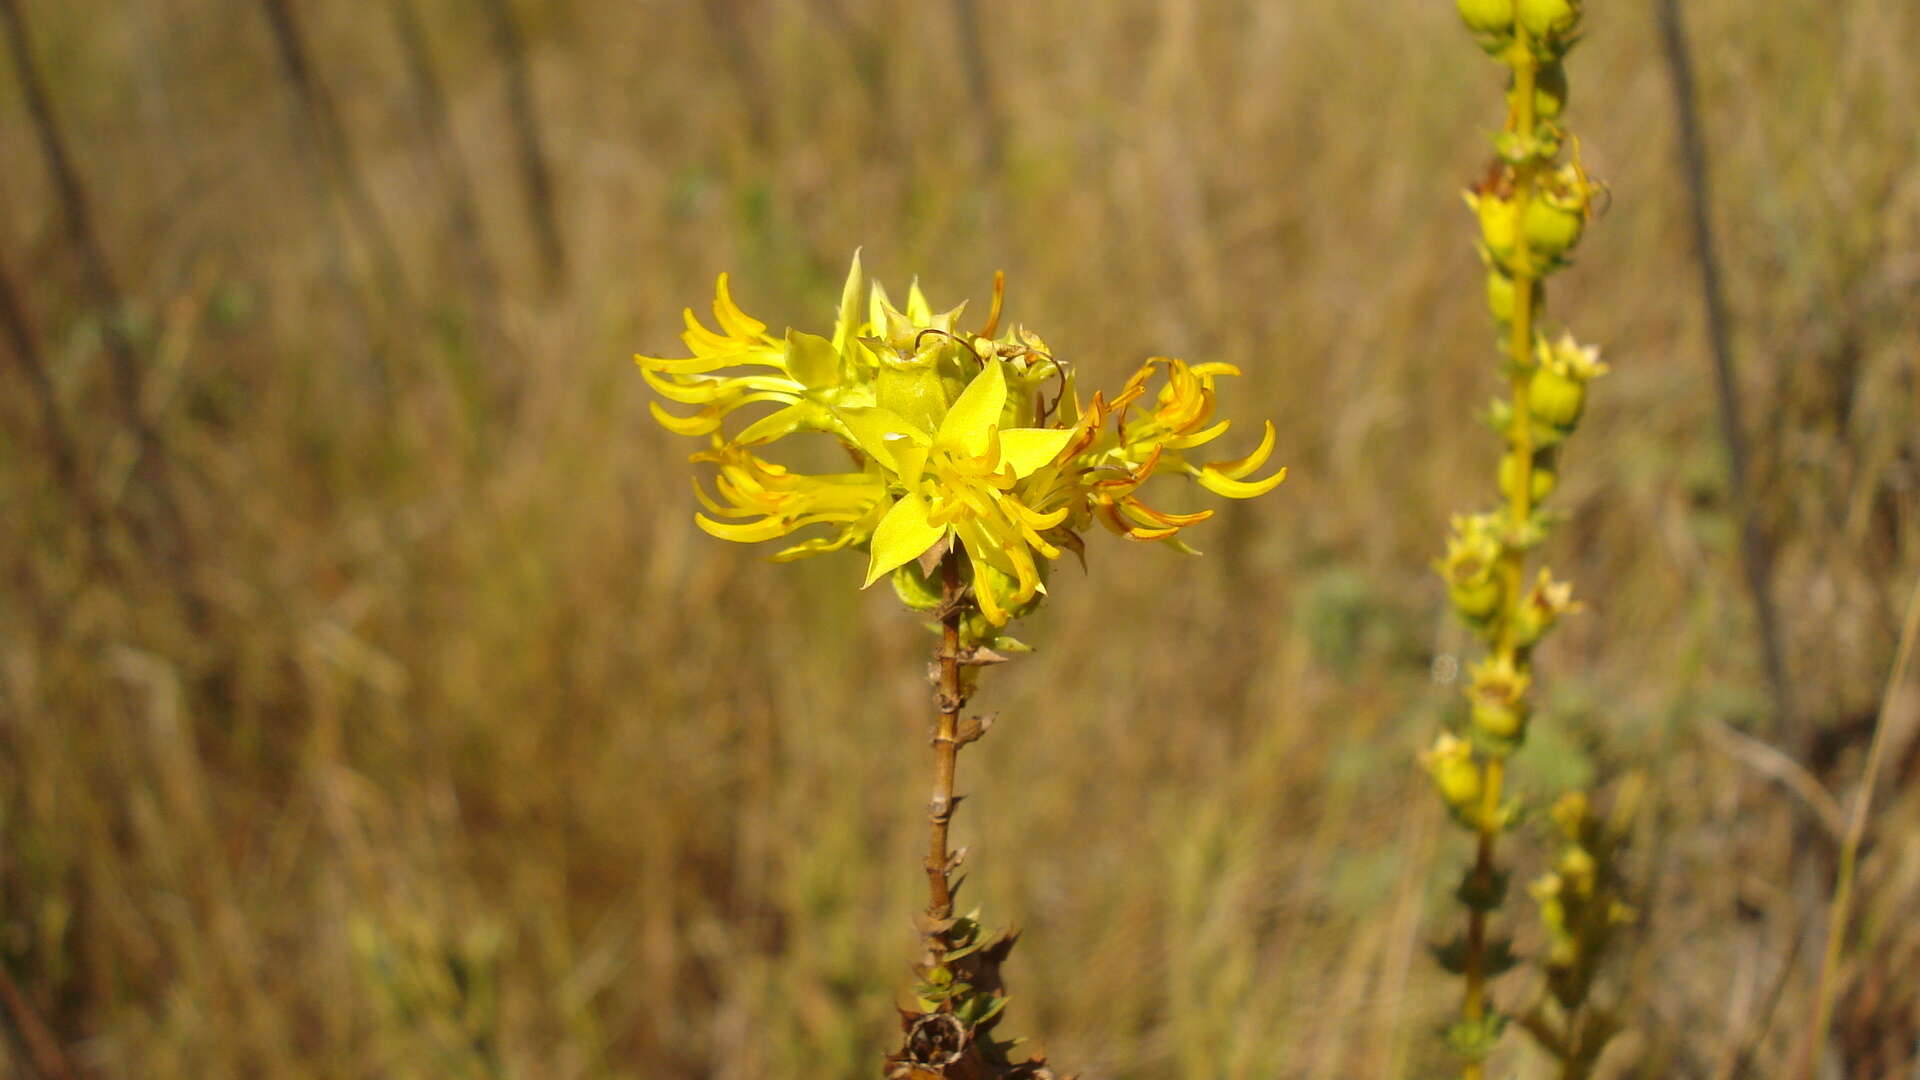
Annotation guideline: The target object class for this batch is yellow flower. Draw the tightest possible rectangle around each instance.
[689,438,888,561]
[636,252,1288,627]
[1076,358,1285,548]
[847,357,1078,624]
[637,253,878,445]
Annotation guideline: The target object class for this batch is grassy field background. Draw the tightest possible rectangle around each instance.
[2,0,1917,1076]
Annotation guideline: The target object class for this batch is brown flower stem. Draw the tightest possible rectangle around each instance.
[925,549,967,948]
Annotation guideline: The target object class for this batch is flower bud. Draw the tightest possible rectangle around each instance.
[1422,733,1483,812]
[1457,0,1514,36]
[1523,162,1593,259]
[1450,579,1504,624]
[1529,363,1586,429]
[1517,0,1581,42]
[1511,569,1580,647]
[1522,195,1584,259]
[1485,270,1544,327]
[1467,191,1520,263]
[1549,790,1589,838]
[1472,697,1528,740]
[1437,514,1507,628]
[1485,270,1515,324]
[1530,872,1579,967]
[1467,655,1531,742]
[1556,846,1598,895]
[1498,449,1558,505]
[1530,331,1608,430]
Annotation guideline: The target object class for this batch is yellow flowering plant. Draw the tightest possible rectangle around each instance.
[1425,2,1636,1077]
[638,252,1285,1078]
[641,252,1284,632]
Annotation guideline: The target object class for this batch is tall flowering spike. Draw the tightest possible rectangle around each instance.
[1428,4,1630,1078]
[636,252,1287,634]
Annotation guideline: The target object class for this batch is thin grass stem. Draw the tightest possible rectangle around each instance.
[1805,578,1920,1076]
[1654,0,1796,748]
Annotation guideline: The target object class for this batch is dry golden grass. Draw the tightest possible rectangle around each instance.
[1,1,1916,1076]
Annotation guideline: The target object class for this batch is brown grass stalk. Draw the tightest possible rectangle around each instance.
[386,0,503,336]
[0,965,78,1080]
[948,0,1004,173]
[2,0,196,600]
[1804,578,1920,1077]
[257,0,413,319]
[0,248,117,581]
[1654,0,1797,749]
[480,0,566,290]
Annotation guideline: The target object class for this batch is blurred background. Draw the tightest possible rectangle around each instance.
[1,0,1916,1076]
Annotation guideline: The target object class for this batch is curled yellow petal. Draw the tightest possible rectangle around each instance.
[712,273,767,340]
[1207,420,1277,480]
[695,513,792,543]
[1194,463,1288,499]
[1165,418,1231,451]
[640,367,725,404]
[649,400,723,437]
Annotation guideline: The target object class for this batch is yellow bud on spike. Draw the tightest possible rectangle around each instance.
[1457,0,1515,36]
[1516,0,1581,42]
[1523,197,1584,258]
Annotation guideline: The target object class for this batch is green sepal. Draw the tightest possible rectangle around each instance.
[1429,935,1521,978]
[1445,1012,1510,1062]
[1456,866,1511,912]
[1469,719,1527,759]
[892,561,945,611]
[955,991,1009,1029]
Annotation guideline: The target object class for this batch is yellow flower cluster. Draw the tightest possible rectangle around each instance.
[638,253,1286,625]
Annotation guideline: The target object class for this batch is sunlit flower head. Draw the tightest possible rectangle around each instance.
[637,252,1287,627]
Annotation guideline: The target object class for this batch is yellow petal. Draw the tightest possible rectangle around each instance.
[695,513,790,543]
[640,367,724,404]
[1206,420,1277,480]
[1195,463,1288,499]
[1012,502,1070,531]
[864,495,947,587]
[785,329,839,390]
[712,274,767,339]
[906,278,933,323]
[772,532,859,561]
[834,406,928,472]
[1165,419,1231,451]
[1189,362,1242,379]
[955,529,1009,625]
[833,249,866,351]
[680,308,737,354]
[894,443,929,486]
[868,280,893,340]
[997,427,1076,479]
[935,359,1006,456]
[649,400,721,437]
[734,403,813,446]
